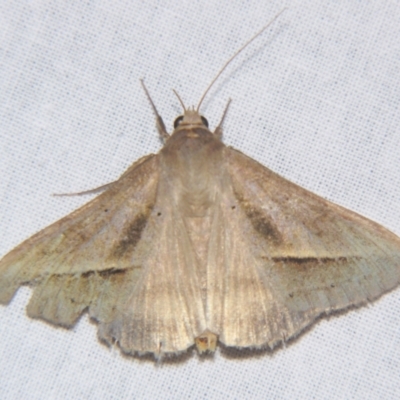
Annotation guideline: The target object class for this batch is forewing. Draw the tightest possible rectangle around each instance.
[0,155,159,321]
[207,148,400,349]
[0,153,207,355]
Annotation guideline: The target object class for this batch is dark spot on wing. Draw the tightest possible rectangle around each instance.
[110,209,152,258]
[65,267,129,280]
[55,267,135,282]
[82,270,94,278]
[233,189,282,245]
[238,204,281,244]
[266,256,356,272]
[271,256,350,264]
[247,208,282,244]
[98,268,126,278]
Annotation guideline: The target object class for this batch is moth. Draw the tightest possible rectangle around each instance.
[1,12,400,359]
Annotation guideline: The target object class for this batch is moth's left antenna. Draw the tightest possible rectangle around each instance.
[172,89,187,112]
[196,8,286,112]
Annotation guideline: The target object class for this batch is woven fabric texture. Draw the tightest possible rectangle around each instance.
[1,1,400,399]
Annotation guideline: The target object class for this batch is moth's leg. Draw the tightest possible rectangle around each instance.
[53,181,117,197]
[140,79,170,140]
[214,99,232,138]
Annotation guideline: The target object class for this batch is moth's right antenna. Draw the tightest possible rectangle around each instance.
[196,8,286,112]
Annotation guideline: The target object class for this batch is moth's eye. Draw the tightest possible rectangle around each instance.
[201,116,209,128]
[174,116,184,129]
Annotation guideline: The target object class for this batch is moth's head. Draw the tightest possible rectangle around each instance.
[171,89,210,132]
[173,109,209,131]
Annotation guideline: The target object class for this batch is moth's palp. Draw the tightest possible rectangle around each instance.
[214,98,232,138]
[140,79,169,140]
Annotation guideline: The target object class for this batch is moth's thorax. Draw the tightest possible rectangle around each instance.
[160,125,226,217]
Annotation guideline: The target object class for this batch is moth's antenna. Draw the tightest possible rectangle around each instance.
[196,8,286,112]
[172,89,187,112]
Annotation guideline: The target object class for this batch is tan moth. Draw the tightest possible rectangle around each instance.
[1,11,400,359]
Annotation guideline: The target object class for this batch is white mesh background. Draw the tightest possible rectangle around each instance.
[1,1,400,399]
